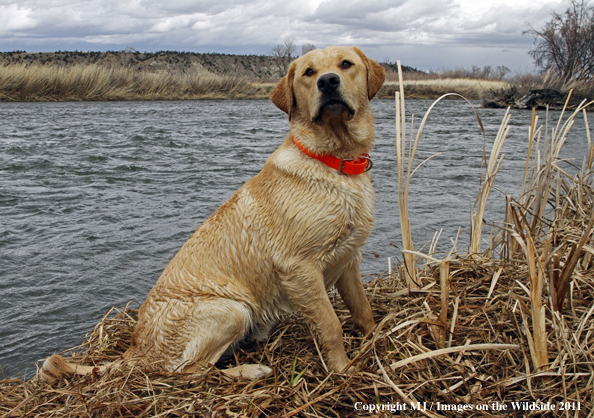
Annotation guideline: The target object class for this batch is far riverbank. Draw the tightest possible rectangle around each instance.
[0,63,507,102]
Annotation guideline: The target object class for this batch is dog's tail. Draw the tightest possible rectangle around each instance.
[37,354,110,383]
[37,354,273,382]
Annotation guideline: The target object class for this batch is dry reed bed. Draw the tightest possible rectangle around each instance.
[0,64,272,101]
[1,65,594,418]
[0,63,508,102]
[0,248,592,417]
[378,79,509,101]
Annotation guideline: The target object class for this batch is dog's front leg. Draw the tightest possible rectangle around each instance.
[282,266,351,373]
[334,259,375,336]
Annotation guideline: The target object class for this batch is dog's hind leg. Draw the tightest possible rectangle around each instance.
[173,298,272,380]
[218,319,276,360]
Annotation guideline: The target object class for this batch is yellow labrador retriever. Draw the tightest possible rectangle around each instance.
[39,45,385,381]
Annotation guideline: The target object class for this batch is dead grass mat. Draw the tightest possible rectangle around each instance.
[1,253,592,417]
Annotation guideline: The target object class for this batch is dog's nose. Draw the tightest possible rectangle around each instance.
[317,73,341,93]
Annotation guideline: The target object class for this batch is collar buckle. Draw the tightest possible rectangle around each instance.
[338,155,372,174]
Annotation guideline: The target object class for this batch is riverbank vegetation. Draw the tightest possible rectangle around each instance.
[2,58,590,104]
[1,66,593,417]
[4,60,592,105]
[0,63,272,101]
[0,61,510,102]
[380,78,508,101]
[484,69,594,110]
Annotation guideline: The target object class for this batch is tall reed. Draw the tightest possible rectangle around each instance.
[394,61,417,288]
[394,68,594,376]
[393,61,486,287]
[468,108,509,253]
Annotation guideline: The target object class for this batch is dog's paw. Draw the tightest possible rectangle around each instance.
[222,364,273,380]
[343,365,357,374]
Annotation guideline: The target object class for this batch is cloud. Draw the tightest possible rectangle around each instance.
[311,0,452,31]
[0,0,573,71]
[0,4,36,34]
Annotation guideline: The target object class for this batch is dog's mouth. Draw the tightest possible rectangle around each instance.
[312,99,355,125]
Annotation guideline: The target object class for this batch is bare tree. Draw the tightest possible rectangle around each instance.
[302,43,316,55]
[526,0,594,80]
[271,37,297,74]
[495,65,511,80]
[283,37,297,62]
[469,65,509,80]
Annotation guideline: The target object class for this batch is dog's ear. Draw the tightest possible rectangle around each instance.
[271,62,297,120]
[352,47,386,100]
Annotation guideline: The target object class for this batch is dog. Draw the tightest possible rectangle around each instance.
[39,45,385,382]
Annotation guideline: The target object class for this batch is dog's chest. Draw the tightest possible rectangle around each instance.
[314,177,374,259]
[248,150,375,270]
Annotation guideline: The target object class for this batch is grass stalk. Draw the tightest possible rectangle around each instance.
[520,107,538,202]
[468,108,510,254]
[390,343,520,371]
[553,205,594,311]
[510,206,549,371]
[394,61,486,286]
[439,261,450,348]
[394,60,417,288]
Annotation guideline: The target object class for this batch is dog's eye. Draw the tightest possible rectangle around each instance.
[304,68,314,76]
[341,60,353,69]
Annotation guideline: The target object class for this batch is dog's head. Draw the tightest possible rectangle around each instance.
[271,46,385,126]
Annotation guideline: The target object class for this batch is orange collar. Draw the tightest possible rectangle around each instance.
[293,137,372,175]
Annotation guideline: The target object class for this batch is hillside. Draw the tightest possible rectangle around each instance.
[0,50,421,81]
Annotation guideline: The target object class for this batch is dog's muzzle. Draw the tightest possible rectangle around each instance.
[312,73,355,124]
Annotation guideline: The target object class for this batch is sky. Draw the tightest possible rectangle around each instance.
[0,0,573,73]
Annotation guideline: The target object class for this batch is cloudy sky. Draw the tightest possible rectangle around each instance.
[0,0,572,73]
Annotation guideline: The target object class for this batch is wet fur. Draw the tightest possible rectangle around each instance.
[38,46,385,382]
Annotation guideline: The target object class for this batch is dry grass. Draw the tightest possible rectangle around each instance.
[507,71,594,98]
[0,62,509,102]
[484,71,594,110]
[0,63,273,101]
[378,79,509,101]
[1,245,592,417]
[1,66,594,418]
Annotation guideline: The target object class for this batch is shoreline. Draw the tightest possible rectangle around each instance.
[0,79,507,103]
[0,61,507,102]
[2,62,590,108]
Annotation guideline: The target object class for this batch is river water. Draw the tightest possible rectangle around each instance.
[0,99,589,378]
